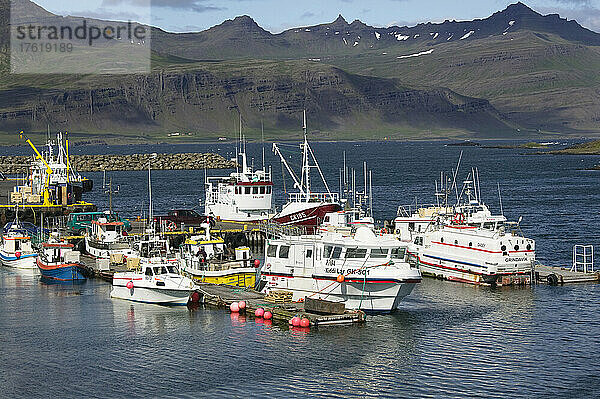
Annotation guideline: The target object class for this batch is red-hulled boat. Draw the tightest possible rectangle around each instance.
[271,111,341,228]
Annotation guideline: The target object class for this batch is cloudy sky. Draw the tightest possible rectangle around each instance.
[31,0,600,33]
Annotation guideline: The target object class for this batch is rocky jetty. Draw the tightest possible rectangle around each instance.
[0,153,236,174]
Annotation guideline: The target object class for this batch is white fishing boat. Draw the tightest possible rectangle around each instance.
[204,117,274,222]
[394,164,535,285]
[260,225,421,313]
[111,234,195,305]
[271,111,341,228]
[0,222,38,269]
[111,157,195,305]
[84,218,132,259]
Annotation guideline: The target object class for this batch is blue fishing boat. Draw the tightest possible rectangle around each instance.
[36,241,87,281]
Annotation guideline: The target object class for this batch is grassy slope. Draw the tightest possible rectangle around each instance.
[329,31,600,134]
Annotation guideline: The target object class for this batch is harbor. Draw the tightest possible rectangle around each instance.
[1,139,600,398]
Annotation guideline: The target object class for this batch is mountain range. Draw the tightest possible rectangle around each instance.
[0,1,599,142]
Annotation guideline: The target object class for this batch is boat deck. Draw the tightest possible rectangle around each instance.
[194,283,366,326]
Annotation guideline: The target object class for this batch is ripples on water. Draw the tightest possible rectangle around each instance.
[1,141,599,398]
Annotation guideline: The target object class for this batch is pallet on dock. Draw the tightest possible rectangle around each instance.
[264,290,293,304]
[194,283,365,326]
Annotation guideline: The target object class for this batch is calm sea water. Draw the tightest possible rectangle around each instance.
[1,141,599,398]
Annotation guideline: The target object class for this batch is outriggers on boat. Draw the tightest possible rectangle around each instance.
[0,213,38,269]
[260,223,421,313]
[204,117,274,222]
[394,166,536,286]
[178,221,257,288]
[36,235,87,281]
[110,160,195,305]
[271,111,341,228]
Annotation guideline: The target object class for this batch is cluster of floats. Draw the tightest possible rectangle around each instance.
[1,113,535,314]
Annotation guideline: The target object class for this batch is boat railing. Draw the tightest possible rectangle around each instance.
[258,221,308,238]
[287,192,339,203]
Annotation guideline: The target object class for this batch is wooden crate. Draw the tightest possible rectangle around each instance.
[304,297,346,315]
[264,290,293,304]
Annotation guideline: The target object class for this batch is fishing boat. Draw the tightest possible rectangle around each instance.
[394,165,535,285]
[36,239,87,281]
[84,217,132,259]
[260,224,421,313]
[110,157,195,305]
[204,117,274,222]
[178,224,257,288]
[0,221,38,269]
[111,234,195,305]
[271,111,341,228]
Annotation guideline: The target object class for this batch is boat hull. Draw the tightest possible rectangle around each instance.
[0,252,37,269]
[185,267,256,288]
[85,238,131,259]
[261,273,419,313]
[416,253,532,286]
[272,203,341,227]
[36,259,87,281]
[110,284,192,305]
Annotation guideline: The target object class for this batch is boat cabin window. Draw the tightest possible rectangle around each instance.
[260,186,265,194]
[306,249,313,258]
[267,244,278,257]
[370,248,389,258]
[266,186,272,194]
[391,248,406,259]
[331,247,342,259]
[14,240,20,250]
[345,248,367,259]
[153,266,168,275]
[324,216,330,223]
[323,245,333,258]
[279,246,290,259]
[245,187,251,194]
[253,186,258,194]
[145,268,153,276]
[167,265,179,274]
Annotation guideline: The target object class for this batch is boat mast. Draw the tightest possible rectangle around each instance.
[301,110,310,200]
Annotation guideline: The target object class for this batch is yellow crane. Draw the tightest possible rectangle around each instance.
[20,131,53,206]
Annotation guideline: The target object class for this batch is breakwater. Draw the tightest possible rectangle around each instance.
[0,153,236,174]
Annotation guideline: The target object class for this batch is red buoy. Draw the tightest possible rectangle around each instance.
[254,259,260,267]
[263,311,272,320]
[300,318,310,328]
[190,292,200,303]
[337,274,345,283]
[291,316,301,327]
[255,308,265,318]
[15,251,21,259]
[230,302,240,313]
[126,281,134,289]
[238,301,246,311]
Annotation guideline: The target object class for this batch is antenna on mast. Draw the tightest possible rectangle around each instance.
[451,151,463,204]
[261,119,265,171]
[497,182,504,216]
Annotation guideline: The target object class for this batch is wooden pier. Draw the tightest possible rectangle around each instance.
[535,264,600,285]
[194,283,366,326]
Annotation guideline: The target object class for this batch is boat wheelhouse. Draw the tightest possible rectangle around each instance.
[204,120,274,222]
[84,218,132,259]
[261,225,421,313]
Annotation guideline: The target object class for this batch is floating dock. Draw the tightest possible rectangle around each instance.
[535,264,600,285]
[194,283,366,326]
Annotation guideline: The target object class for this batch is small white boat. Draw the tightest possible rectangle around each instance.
[0,223,38,269]
[111,237,195,305]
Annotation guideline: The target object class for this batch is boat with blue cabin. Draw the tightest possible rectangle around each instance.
[36,239,87,281]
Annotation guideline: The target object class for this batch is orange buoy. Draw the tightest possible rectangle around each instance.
[337,274,345,283]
